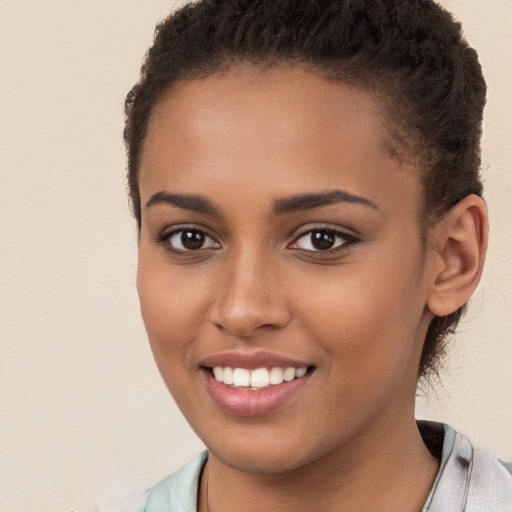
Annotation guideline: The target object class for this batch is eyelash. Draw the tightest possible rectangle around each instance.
[154,226,359,256]
[154,226,220,256]
[289,227,359,254]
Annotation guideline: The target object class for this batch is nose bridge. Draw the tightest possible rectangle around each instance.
[212,241,289,337]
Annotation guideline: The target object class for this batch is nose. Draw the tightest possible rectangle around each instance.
[210,249,291,339]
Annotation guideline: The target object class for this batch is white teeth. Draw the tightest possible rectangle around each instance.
[269,367,284,385]
[232,368,250,387]
[223,366,234,385]
[250,368,270,388]
[296,367,307,378]
[213,366,223,382]
[211,366,308,388]
[283,367,296,381]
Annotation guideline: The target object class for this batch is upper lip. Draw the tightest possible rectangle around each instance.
[199,351,312,370]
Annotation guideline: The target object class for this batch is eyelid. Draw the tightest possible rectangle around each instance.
[288,225,359,252]
[155,224,221,253]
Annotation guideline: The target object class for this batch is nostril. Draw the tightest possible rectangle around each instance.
[212,318,290,340]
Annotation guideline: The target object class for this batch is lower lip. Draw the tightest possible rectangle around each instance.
[203,369,311,417]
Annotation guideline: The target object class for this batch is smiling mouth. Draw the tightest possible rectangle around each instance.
[201,364,315,416]
[208,365,311,389]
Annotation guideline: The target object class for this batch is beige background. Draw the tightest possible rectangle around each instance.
[1,1,510,510]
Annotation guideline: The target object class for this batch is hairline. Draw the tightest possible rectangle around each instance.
[134,58,433,234]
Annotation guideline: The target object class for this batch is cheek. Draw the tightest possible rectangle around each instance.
[292,253,427,377]
[136,253,209,371]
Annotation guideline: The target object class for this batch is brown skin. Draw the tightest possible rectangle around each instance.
[136,65,487,511]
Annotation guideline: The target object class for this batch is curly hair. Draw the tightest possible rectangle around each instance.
[124,0,486,381]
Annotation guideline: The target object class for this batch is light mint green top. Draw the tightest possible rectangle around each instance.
[143,422,512,512]
[144,450,208,512]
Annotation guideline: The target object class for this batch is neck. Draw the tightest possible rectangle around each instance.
[199,414,438,512]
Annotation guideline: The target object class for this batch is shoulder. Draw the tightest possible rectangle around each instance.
[424,421,512,511]
[86,488,150,512]
[84,451,207,512]
[144,451,208,512]
[466,445,512,510]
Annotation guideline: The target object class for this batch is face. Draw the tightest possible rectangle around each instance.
[137,65,435,474]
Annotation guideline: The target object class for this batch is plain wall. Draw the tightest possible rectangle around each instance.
[0,1,510,510]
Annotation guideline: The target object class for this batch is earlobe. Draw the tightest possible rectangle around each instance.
[427,195,488,317]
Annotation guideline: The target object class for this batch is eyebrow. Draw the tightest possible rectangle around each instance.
[145,191,218,214]
[145,189,378,216]
[273,189,379,215]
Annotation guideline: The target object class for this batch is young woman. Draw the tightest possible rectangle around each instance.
[120,0,512,510]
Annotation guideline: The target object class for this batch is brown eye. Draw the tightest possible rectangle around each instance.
[311,231,335,250]
[166,229,220,252]
[181,230,205,250]
[291,228,354,252]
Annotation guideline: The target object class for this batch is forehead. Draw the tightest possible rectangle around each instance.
[140,65,422,218]
[151,64,383,125]
[143,65,389,166]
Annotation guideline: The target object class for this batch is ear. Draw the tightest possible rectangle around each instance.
[427,195,488,317]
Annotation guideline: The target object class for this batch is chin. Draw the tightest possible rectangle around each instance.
[213,443,316,475]
[197,419,337,476]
